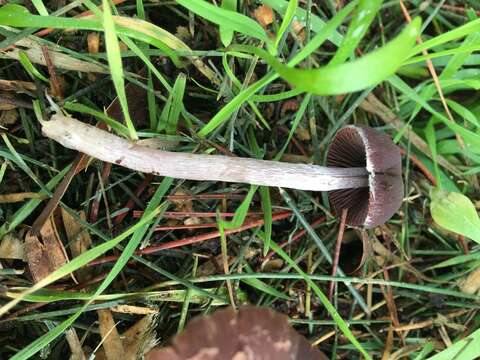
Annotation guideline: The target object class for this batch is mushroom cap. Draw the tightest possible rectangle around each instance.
[145,306,328,360]
[327,125,403,228]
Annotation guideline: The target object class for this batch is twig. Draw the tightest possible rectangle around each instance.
[328,208,347,300]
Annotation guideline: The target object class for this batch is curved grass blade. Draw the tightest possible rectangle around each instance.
[231,17,421,96]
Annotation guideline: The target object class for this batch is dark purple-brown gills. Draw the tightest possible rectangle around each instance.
[327,125,403,228]
[145,306,327,360]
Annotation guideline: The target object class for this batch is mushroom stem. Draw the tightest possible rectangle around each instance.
[42,115,369,192]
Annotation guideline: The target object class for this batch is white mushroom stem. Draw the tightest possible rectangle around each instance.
[42,115,370,191]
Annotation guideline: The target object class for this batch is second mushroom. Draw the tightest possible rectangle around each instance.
[42,115,403,228]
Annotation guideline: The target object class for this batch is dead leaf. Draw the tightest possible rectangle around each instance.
[111,305,158,315]
[0,109,18,127]
[0,233,24,260]
[122,314,158,359]
[24,217,70,283]
[175,26,191,42]
[3,38,106,73]
[61,209,92,282]
[292,20,305,42]
[94,312,157,360]
[458,267,480,294]
[295,126,310,141]
[0,192,46,203]
[98,309,125,360]
[106,67,151,128]
[0,79,36,93]
[253,5,274,28]
[171,189,201,226]
[87,33,100,54]
[280,99,299,117]
[0,91,17,111]
[197,254,234,276]
[261,258,283,271]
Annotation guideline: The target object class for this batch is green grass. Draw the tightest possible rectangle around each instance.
[1,0,480,359]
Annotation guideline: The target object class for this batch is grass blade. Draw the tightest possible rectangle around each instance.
[230,17,421,95]
[219,0,237,46]
[101,0,137,140]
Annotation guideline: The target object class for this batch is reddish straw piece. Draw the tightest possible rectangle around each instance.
[87,211,292,267]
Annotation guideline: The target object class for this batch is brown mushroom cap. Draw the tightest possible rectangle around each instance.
[327,125,403,228]
[145,306,328,360]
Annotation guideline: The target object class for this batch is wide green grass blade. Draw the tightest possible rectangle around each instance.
[389,75,480,154]
[259,186,272,256]
[426,326,480,360]
[231,17,421,95]
[30,0,48,15]
[158,74,186,135]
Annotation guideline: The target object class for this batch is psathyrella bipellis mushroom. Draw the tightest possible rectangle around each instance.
[42,115,403,227]
[145,306,328,360]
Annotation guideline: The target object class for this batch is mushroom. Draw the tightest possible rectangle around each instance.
[42,115,403,227]
[145,306,328,360]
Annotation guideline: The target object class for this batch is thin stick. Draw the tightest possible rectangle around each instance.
[42,115,369,191]
[329,208,348,300]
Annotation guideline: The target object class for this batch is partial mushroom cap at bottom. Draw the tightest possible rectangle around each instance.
[145,306,327,360]
[327,125,403,228]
